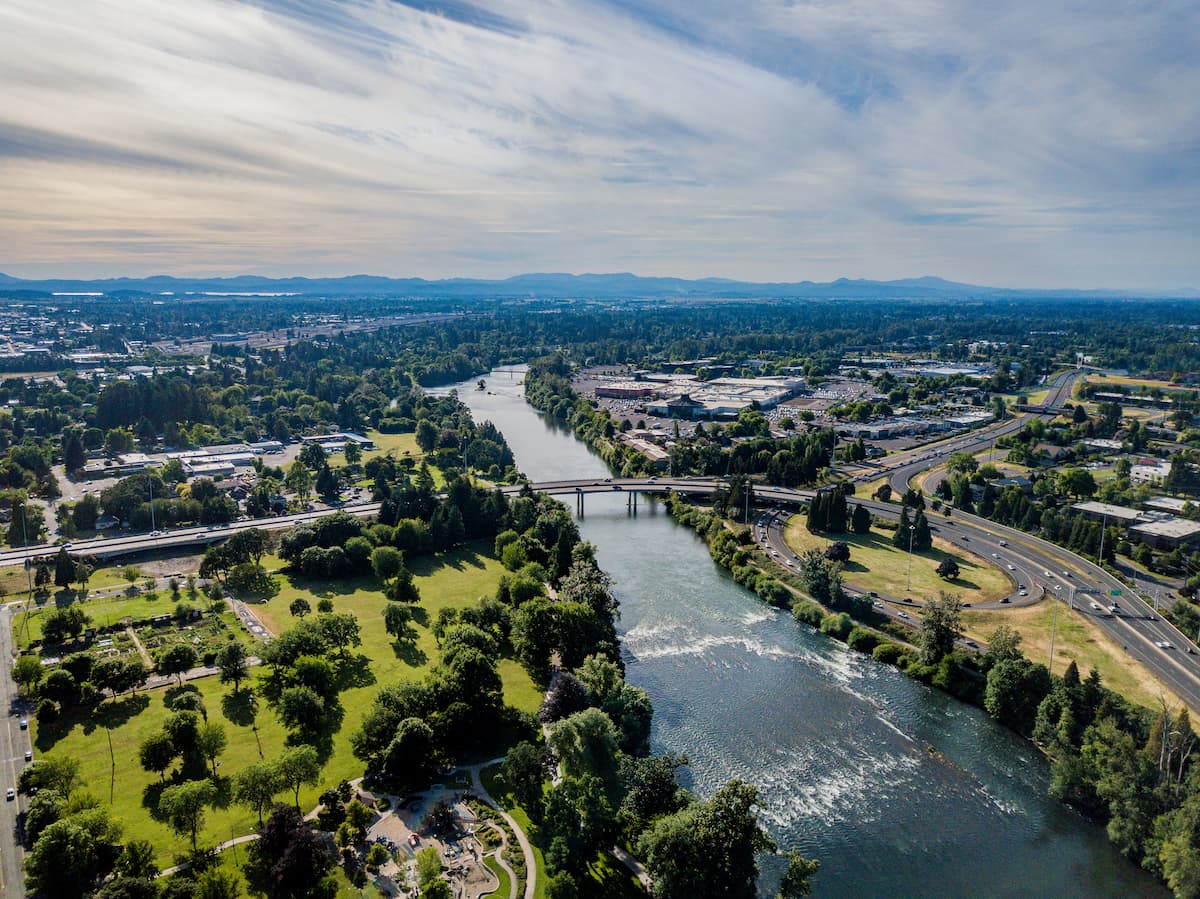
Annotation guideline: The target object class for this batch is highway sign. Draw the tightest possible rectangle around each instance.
[1110,589,1122,597]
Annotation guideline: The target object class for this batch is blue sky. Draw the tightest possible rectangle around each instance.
[0,0,1197,287]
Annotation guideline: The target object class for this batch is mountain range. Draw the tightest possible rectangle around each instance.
[0,271,1194,300]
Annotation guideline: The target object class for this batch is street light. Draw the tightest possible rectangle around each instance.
[1049,584,1061,672]
[905,524,916,593]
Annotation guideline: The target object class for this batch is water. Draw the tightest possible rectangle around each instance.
[443,367,1165,898]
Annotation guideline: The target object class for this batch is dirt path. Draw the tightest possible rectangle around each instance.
[125,625,152,667]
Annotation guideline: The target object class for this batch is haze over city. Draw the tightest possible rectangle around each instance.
[2,0,1198,288]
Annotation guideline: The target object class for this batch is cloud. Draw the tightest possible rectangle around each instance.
[0,0,1197,286]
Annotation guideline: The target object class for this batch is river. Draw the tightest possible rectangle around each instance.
[442,366,1164,898]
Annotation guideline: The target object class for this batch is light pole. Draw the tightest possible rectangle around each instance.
[148,477,156,534]
[1097,512,1108,567]
[905,524,916,593]
[1049,585,1061,672]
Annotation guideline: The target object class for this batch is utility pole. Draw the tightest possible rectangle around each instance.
[905,524,916,593]
[148,477,156,533]
[1097,512,1107,566]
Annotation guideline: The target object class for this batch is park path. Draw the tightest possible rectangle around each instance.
[467,759,536,899]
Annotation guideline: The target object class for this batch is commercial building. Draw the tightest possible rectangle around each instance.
[1071,501,1147,526]
[1129,518,1200,550]
[1132,460,1172,485]
[302,432,375,451]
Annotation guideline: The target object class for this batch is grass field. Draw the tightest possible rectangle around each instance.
[483,855,513,898]
[960,601,1195,715]
[1082,374,1196,393]
[30,542,540,866]
[0,561,142,601]
[784,515,1012,603]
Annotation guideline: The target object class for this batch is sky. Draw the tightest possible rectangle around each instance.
[1,0,1198,288]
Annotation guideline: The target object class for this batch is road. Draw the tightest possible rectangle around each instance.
[0,606,29,898]
[0,502,382,567]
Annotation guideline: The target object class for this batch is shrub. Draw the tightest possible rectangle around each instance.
[819,612,853,640]
[846,627,880,654]
[872,642,905,665]
[791,601,824,627]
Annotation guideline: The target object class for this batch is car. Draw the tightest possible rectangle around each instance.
[1044,571,1052,578]
[998,539,1007,546]
[1156,641,1173,650]
[1018,590,1028,597]
[63,541,73,549]
[612,485,622,491]
[24,750,32,762]
[898,611,910,619]
[150,530,163,537]
[6,788,13,801]
[1007,564,1016,570]
[647,476,657,483]
[961,535,969,542]
[962,602,972,608]
[1109,604,1119,614]
[965,640,979,648]
[603,477,612,482]
[1090,602,1102,611]
[1063,570,1072,578]
[19,718,28,730]
[1001,596,1010,603]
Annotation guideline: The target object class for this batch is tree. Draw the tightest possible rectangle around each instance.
[316,611,361,658]
[911,509,932,552]
[851,503,871,535]
[936,557,960,580]
[544,774,614,871]
[289,597,312,618]
[824,542,850,564]
[918,592,962,665]
[13,653,44,694]
[158,780,216,852]
[235,761,284,825]
[300,442,328,471]
[985,658,1052,736]
[63,430,87,474]
[216,641,249,692]
[285,461,313,502]
[548,708,621,800]
[984,624,1023,667]
[778,849,820,898]
[315,465,340,504]
[382,717,436,792]
[276,744,323,809]
[139,731,177,781]
[197,721,228,778]
[370,545,405,584]
[539,671,592,724]
[55,546,76,589]
[113,839,159,879]
[157,643,198,686]
[382,602,415,642]
[501,742,548,821]
[277,686,326,736]
[196,868,243,899]
[25,810,120,898]
[244,803,338,899]
[638,779,775,899]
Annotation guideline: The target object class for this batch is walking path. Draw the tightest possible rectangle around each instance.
[467,759,537,899]
[125,624,152,667]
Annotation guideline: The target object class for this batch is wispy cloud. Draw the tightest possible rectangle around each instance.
[0,0,1197,286]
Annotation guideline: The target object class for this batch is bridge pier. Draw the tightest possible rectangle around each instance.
[576,491,584,518]
[627,491,638,515]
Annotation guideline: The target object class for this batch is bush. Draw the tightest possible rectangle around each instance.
[791,601,824,627]
[871,642,906,665]
[819,612,853,640]
[846,627,880,653]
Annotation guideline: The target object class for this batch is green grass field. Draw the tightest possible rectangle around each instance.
[29,543,540,866]
[0,561,143,601]
[960,601,1195,715]
[483,854,513,898]
[784,515,1012,603]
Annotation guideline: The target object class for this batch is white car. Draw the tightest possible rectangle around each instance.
[1007,564,1016,570]
[1019,590,1028,597]
[1090,602,1102,611]
[150,530,163,537]
[1156,641,1174,650]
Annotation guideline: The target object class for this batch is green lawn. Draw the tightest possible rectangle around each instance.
[30,543,539,866]
[784,516,1012,603]
[483,855,513,899]
[0,561,143,602]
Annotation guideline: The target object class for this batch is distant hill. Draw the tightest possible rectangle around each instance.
[0,270,1193,300]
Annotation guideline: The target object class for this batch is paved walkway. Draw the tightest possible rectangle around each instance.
[467,759,537,899]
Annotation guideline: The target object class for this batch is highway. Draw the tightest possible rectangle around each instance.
[0,605,29,898]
